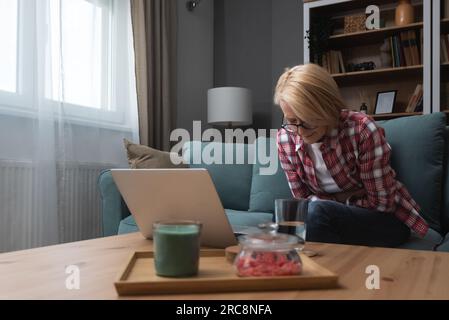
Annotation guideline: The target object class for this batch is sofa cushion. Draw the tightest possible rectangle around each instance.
[98,170,131,236]
[377,113,446,233]
[182,141,253,211]
[117,208,439,251]
[249,136,293,212]
[436,233,449,252]
[442,126,449,234]
[225,209,273,227]
[123,139,187,169]
[118,215,139,234]
[398,228,443,251]
[117,209,273,235]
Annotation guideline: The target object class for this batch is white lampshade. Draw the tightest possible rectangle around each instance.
[207,87,252,126]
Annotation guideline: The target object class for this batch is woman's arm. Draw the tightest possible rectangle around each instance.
[334,188,366,204]
[277,132,312,200]
[349,119,397,212]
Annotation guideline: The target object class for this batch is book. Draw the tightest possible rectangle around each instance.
[398,35,406,67]
[337,51,346,73]
[414,95,423,112]
[392,36,398,67]
[331,50,340,74]
[390,37,396,67]
[409,30,420,66]
[333,50,340,73]
[322,52,329,72]
[406,84,423,113]
[441,35,449,63]
[418,29,424,64]
[329,51,335,74]
[400,31,412,66]
[445,35,449,63]
[413,87,423,112]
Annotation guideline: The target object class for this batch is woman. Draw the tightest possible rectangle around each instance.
[274,64,428,247]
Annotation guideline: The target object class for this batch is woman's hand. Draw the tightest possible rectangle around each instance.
[333,188,366,204]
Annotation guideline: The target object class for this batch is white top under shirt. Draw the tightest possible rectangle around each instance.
[305,142,342,194]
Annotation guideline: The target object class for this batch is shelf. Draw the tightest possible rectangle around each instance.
[332,65,423,86]
[308,0,421,17]
[329,22,423,47]
[371,112,422,121]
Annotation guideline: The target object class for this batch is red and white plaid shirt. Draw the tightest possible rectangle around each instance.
[277,109,429,237]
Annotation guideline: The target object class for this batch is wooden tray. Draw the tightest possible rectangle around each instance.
[114,250,338,296]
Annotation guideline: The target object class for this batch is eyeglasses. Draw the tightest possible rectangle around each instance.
[281,119,318,133]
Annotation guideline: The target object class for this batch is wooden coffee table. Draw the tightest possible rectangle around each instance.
[0,232,448,299]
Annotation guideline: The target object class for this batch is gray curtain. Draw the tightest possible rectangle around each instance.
[131,0,177,151]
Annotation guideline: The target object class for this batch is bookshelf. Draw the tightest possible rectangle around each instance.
[438,1,449,113]
[304,0,431,118]
[371,112,422,121]
[332,65,423,86]
[328,21,423,47]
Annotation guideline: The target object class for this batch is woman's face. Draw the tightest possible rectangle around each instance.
[279,100,327,145]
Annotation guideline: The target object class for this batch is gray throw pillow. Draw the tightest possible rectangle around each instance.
[123,139,188,169]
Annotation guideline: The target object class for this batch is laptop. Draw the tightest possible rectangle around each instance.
[111,168,259,248]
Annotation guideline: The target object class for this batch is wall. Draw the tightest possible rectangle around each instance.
[214,0,273,130]
[214,0,303,130]
[271,0,303,129]
[176,0,214,137]
[176,0,303,133]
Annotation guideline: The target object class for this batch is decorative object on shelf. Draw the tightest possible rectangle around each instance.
[374,90,397,114]
[344,14,366,33]
[359,102,369,114]
[395,0,414,26]
[305,17,334,66]
[346,61,376,72]
[207,87,253,128]
[380,39,393,68]
[359,89,371,114]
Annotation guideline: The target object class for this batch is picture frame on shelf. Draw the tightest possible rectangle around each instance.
[374,90,397,114]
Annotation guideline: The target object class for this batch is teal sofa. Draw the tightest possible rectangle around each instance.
[98,113,449,251]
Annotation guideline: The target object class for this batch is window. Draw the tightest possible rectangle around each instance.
[0,0,18,93]
[48,0,111,110]
[0,0,136,128]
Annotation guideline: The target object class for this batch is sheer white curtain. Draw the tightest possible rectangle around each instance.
[0,0,139,252]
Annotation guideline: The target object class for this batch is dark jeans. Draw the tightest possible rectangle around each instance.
[306,200,411,247]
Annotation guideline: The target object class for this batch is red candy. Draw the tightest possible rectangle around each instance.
[235,251,302,277]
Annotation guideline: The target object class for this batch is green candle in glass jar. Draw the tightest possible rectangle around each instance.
[153,221,202,277]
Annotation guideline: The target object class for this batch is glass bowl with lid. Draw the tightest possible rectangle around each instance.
[234,231,303,277]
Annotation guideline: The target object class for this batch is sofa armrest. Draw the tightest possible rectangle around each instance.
[98,169,131,236]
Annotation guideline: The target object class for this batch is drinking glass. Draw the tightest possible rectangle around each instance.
[274,199,317,257]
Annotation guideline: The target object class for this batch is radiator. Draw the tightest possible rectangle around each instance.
[0,159,114,253]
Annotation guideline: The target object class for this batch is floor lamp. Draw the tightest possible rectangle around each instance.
[207,87,253,136]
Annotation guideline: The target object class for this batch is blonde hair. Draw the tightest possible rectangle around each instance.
[274,64,346,128]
